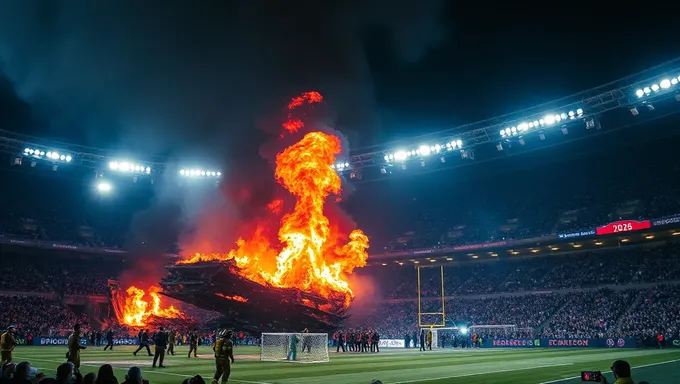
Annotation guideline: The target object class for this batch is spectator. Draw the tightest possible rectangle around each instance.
[601,360,632,384]
[55,364,73,384]
[121,367,143,384]
[94,365,117,384]
[10,362,31,384]
[82,373,97,384]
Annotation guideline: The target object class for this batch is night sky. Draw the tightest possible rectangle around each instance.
[1,1,679,249]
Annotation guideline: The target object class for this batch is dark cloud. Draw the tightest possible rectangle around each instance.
[0,0,449,160]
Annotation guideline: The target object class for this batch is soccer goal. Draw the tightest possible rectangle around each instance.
[260,333,329,363]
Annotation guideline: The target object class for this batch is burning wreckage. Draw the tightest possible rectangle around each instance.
[111,92,370,333]
[160,260,350,332]
[156,93,369,332]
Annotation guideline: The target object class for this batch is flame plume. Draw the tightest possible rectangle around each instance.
[181,93,369,309]
[117,286,184,327]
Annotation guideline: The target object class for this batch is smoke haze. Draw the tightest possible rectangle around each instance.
[0,0,449,284]
[0,0,448,155]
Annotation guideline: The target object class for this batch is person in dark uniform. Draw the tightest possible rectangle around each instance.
[371,331,380,353]
[405,333,411,349]
[335,330,345,352]
[212,330,234,384]
[67,324,87,373]
[103,329,114,350]
[167,330,176,355]
[188,331,199,358]
[134,329,152,356]
[419,329,426,351]
[152,327,168,368]
[347,330,354,352]
[96,331,102,347]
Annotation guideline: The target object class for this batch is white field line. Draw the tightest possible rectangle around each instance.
[391,363,573,384]
[536,358,680,384]
[15,357,272,384]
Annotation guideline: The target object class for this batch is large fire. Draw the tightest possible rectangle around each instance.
[181,92,369,309]
[118,286,184,327]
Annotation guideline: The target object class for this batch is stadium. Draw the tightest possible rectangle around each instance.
[2,4,680,384]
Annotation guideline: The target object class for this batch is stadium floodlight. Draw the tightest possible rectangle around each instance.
[260,333,329,363]
[330,162,350,171]
[459,327,468,335]
[500,108,584,139]
[384,139,463,163]
[109,161,151,175]
[97,181,112,193]
[178,169,222,178]
[23,148,72,163]
[635,76,680,98]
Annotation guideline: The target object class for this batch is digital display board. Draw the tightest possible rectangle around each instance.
[596,219,651,236]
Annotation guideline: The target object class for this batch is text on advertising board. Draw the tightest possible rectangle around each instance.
[596,220,650,235]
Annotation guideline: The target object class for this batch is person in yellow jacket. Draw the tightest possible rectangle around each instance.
[0,325,17,365]
[66,324,87,372]
[212,330,234,384]
[426,329,433,351]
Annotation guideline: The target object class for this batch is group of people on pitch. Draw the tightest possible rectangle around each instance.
[333,329,381,353]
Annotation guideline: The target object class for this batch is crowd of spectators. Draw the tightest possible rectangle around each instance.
[616,284,680,338]
[365,242,680,298]
[0,254,122,296]
[348,284,680,340]
[541,289,636,339]
[0,296,90,337]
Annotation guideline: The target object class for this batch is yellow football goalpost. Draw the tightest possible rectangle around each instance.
[416,265,446,327]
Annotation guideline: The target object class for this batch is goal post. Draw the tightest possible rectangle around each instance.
[422,326,459,349]
[417,265,446,328]
[260,333,329,363]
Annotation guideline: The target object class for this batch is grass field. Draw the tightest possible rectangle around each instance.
[13,345,680,384]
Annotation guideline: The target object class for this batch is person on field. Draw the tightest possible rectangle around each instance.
[103,329,114,351]
[188,331,199,358]
[67,324,87,373]
[133,330,152,357]
[167,330,176,356]
[152,327,168,368]
[0,326,16,365]
[212,330,234,384]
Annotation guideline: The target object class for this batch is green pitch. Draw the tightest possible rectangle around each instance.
[13,345,680,384]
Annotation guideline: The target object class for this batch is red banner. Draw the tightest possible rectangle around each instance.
[596,219,651,235]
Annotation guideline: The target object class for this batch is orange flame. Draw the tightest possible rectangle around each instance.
[282,119,304,133]
[120,286,184,327]
[282,92,324,133]
[287,91,323,110]
[181,124,369,309]
[215,293,249,303]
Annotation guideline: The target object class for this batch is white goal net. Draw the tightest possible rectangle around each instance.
[260,333,329,363]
